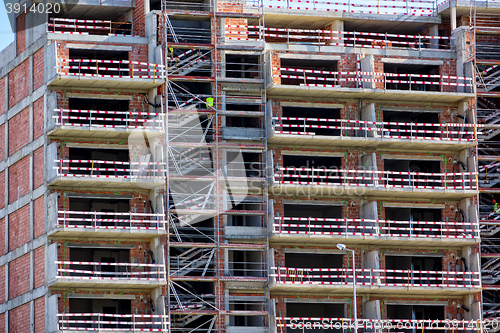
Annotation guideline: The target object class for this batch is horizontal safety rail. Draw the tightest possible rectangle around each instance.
[273,117,478,141]
[252,0,437,16]
[53,109,165,130]
[275,167,478,190]
[56,261,167,281]
[276,317,486,330]
[48,18,144,37]
[57,59,165,79]
[271,267,481,288]
[58,313,169,332]
[274,217,479,239]
[278,68,473,91]
[226,25,451,50]
[54,159,167,179]
[57,210,166,231]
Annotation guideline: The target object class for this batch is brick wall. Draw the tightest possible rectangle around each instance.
[0,218,4,256]
[33,196,44,238]
[0,265,5,303]
[33,48,44,91]
[9,205,30,252]
[33,97,44,140]
[8,106,29,156]
[9,157,29,204]
[0,124,4,161]
[33,147,44,189]
[34,246,44,288]
[34,297,45,333]
[16,14,26,56]
[8,60,29,108]
[9,302,30,332]
[0,77,5,116]
[9,253,30,299]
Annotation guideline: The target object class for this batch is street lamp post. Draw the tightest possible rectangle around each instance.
[337,243,357,333]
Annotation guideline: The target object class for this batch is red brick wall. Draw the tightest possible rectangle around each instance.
[9,205,30,251]
[0,265,5,303]
[0,124,5,161]
[34,246,44,288]
[0,77,5,116]
[34,296,45,333]
[33,196,44,238]
[133,0,146,37]
[8,60,29,108]
[0,172,4,210]
[0,218,4,256]
[9,253,30,299]
[33,147,44,189]
[33,48,44,91]
[9,157,30,204]
[33,97,44,140]
[0,314,5,332]
[9,302,30,332]
[16,14,26,56]
[8,107,29,156]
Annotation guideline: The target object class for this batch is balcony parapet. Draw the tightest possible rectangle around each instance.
[270,117,477,150]
[48,18,144,37]
[271,217,479,246]
[270,266,481,295]
[58,313,169,332]
[52,261,167,289]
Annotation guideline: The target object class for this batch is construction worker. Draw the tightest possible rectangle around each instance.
[494,199,498,213]
[168,47,174,59]
[206,96,214,109]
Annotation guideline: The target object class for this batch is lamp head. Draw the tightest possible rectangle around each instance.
[336,243,346,251]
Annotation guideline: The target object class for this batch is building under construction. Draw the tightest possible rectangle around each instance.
[0,0,496,331]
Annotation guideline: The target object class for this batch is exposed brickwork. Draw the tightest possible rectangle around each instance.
[9,205,30,251]
[9,252,30,299]
[16,14,26,56]
[9,302,30,332]
[33,147,44,189]
[0,124,4,161]
[0,77,5,116]
[34,297,45,333]
[8,60,29,108]
[33,196,44,238]
[9,157,29,204]
[34,246,44,288]
[0,218,4,256]
[33,48,44,91]
[33,97,44,140]
[8,106,29,156]
[0,265,5,303]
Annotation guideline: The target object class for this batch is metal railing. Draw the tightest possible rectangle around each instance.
[57,59,165,80]
[48,18,144,37]
[271,267,481,288]
[276,167,478,190]
[54,159,167,180]
[56,261,167,281]
[273,117,477,141]
[276,317,485,331]
[230,26,451,50]
[57,210,166,232]
[58,313,169,332]
[53,109,164,130]
[278,68,473,92]
[273,217,479,239]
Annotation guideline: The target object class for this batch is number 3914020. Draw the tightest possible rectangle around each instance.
[5,2,61,14]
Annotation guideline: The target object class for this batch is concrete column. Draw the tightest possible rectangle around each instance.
[360,55,375,89]
[326,20,344,47]
[452,28,467,93]
[361,201,378,234]
[360,102,376,137]
[451,0,457,31]
[429,24,439,49]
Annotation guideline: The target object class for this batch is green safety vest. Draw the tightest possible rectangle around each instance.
[206,97,214,107]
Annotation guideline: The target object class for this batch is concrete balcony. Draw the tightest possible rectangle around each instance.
[49,260,166,290]
[268,69,475,103]
[271,167,478,200]
[269,267,481,296]
[48,158,166,190]
[270,217,480,247]
[57,313,169,332]
[270,117,477,151]
[276,317,482,332]
[48,58,164,90]
[49,108,165,140]
[48,209,167,241]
